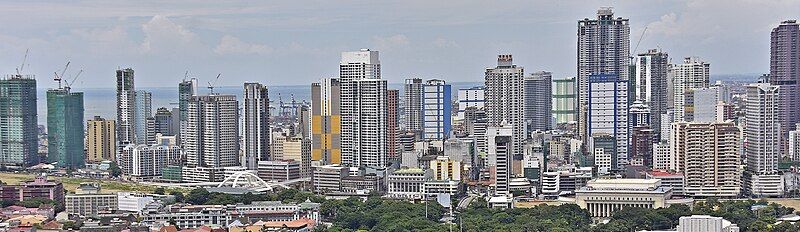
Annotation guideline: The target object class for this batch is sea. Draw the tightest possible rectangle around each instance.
[35,81,484,125]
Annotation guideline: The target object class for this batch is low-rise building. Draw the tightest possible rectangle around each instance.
[312,165,347,194]
[0,175,65,207]
[386,168,431,200]
[258,160,302,182]
[117,192,154,213]
[646,170,686,196]
[575,179,673,217]
[66,183,118,216]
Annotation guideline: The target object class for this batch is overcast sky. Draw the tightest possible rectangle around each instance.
[0,0,797,88]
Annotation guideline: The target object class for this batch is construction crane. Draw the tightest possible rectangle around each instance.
[65,69,83,90]
[631,26,648,57]
[53,61,70,89]
[15,49,29,77]
[208,73,221,94]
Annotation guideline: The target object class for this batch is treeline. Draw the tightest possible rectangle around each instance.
[159,188,326,205]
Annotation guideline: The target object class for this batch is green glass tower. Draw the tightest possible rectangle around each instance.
[47,88,85,168]
[0,75,39,167]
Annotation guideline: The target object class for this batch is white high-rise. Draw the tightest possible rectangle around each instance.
[670,57,710,122]
[340,49,388,168]
[744,83,784,197]
[484,55,525,166]
[670,121,741,197]
[243,83,270,170]
[134,90,152,145]
[488,123,513,196]
[404,78,423,134]
[457,87,485,119]
[116,68,136,150]
[587,74,629,170]
[185,95,240,168]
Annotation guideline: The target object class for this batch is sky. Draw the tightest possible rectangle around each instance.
[0,0,798,89]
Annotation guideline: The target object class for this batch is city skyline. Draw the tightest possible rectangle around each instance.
[0,1,797,89]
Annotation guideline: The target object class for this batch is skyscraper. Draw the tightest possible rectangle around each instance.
[524,71,553,132]
[422,79,452,140]
[185,94,240,168]
[670,121,741,197]
[134,90,152,145]
[0,75,38,167]
[457,86,485,119]
[340,49,388,168]
[153,107,176,136]
[770,20,800,155]
[552,77,576,125]
[86,116,116,163]
[587,74,629,170]
[243,82,270,170]
[387,89,399,161]
[744,83,783,197]
[47,88,85,169]
[670,57,710,122]
[116,68,136,150]
[485,54,525,167]
[577,7,630,141]
[178,78,197,147]
[404,78,423,135]
[311,78,341,165]
[635,49,669,137]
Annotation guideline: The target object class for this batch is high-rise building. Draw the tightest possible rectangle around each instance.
[422,79,452,141]
[153,107,175,136]
[524,71,553,132]
[311,78,341,165]
[684,87,724,123]
[670,57,710,122]
[552,77,576,125]
[457,87,485,119]
[770,20,800,155]
[488,123,512,196]
[116,68,136,150]
[744,83,784,197]
[0,75,38,167]
[178,78,197,149]
[577,7,630,141]
[790,123,800,162]
[635,49,669,137]
[670,121,741,197]
[404,78,423,134]
[630,126,654,167]
[134,90,152,144]
[185,95,240,168]
[243,82,270,170]
[485,54,525,170]
[47,88,85,169]
[271,134,312,178]
[587,74,629,170]
[86,116,116,163]
[122,144,181,180]
[340,49,388,168]
[387,89,400,161]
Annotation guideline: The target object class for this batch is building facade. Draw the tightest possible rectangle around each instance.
[311,78,342,165]
[116,68,136,150]
[243,82,270,170]
[485,54,525,170]
[670,122,741,197]
[524,71,553,132]
[744,83,783,197]
[457,86,485,119]
[404,78,423,134]
[670,57,710,122]
[340,49,388,168]
[0,75,38,167]
[587,74,629,170]
[635,49,669,138]
[47,88,85,169]
[185,95,240,178]
[552,77,576,125]
[422,79,452,140]
[87,116,116,163]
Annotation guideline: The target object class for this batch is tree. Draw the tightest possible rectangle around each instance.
[153,187,166,195]
[170,191,185,203]
[108,162,122,177]
[187,188,209,205]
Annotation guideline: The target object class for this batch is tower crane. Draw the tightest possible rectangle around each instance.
[208,73,221,94]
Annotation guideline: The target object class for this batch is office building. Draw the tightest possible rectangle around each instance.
[590,133,616,175]
[271,134,311,178]
[340,49,388,168]
[488,123,513,196]
[429,156,461,181]
[670,57,710,122]
[258,160,302,182]
[670,122,741,197]
[635,49,669,137]
[630,126,654,167]
[524,71,553,132]
[457,86,485,119]
[485,54,525,172]
[0,75,38,167]
[744,83,784,197]
[87,116,116,163]
[243,82,270,170]
[387,89,399,161]
[386,168,430,200]
[65,184,117,216]
[116,68,136,150]
[685,87,724,123]
[311,165,347,194]
[404,78,423,134]
[153,107,176,136]
[0,175,65,206]
[47,88,84,169]
[552,77,576,125]
[134,90,152,144]
[117,192,154,213]
[575,179,672,218]
[577,7,630,141]
[185,94,239,181]
[587,74,629,170]
[422,79,452,140]
[311,78,342,165]
[770,20,800,156]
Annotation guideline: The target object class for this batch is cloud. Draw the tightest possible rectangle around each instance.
[214,35,273,55]
[372,34,410,51]
[140,15,203,53]
[433,38,459,48]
